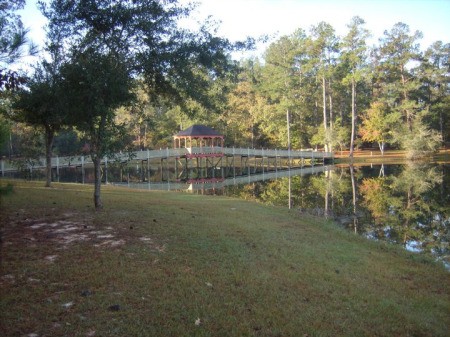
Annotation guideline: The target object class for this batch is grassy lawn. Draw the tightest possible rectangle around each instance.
[1,180,449,337]
[333,148,450,165]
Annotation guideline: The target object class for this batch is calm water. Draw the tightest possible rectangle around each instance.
[7,161,450,268]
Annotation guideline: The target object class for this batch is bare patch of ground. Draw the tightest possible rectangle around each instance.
[0,211,167,267]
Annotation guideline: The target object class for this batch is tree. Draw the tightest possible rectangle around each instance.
[417,41,450,144]
[59,49,134,205]
[260,29,315,149]
[0,0,37,90]
[307,22,339,152]
[395,117,442,159]
[376,23,423,131]
[11,62,66,187]
[224,59,267,147]
[0,114,10,151]
[341,16,370,158]
[1,0,38,151]
[359,101,400,154]
[8,18,69,188]
[42,0,247,209]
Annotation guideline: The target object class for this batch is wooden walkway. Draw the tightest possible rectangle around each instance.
[1,147,333,175]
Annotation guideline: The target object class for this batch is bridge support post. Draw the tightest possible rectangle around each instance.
[148,150,151,182]
[81,156,85,184]
[56,156,60,181]
[104,156,108,184]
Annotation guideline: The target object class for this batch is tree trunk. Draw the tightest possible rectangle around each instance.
[328,90,333,152]
[322,76,328,152]
[93,155,103,209]
[401,71,413,132]
[378,141,385,155]
[286,109,291,151]
[45,127,55,188]
[349,77,356,158]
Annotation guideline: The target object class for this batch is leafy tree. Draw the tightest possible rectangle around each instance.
[0,0,37,90]
[225,59,267,147]
[417,41,450,144]
[260,29,320,149]
[359,101,400,154]
[0,0,38,153]
[58,48,135,206]
[332,121,351,153]
[0,114,10,151]
[11,61,67,187]
[53,129,83,156]
[9,21,68,188]
[341,16,370,157]
[261,33,301,149]
[394,117,442,159]
[306,22,339,152]
[42,0,248,209]
[375,23,423,131]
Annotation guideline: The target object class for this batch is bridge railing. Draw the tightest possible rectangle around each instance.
[224,147,333,159]
[1,147,332,175]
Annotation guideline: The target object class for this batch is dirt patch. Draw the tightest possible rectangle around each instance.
[1,214,166,257]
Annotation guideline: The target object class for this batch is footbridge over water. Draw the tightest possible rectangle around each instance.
[1,147,333,178]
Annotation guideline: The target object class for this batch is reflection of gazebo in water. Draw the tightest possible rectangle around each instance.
[173,124,224,158]
[173,125,225,183]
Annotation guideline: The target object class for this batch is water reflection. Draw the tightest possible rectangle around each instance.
[221,163,449,268]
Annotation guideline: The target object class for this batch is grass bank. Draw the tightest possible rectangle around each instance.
[333,148,450,165]
[1,180,449,337]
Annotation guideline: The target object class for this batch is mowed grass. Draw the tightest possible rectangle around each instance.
[0,180,449,337]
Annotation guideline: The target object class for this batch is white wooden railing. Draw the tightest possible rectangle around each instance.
[1,147,333,175]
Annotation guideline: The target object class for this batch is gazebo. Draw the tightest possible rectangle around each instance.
[173,125,225,182]
[173,125,224,152]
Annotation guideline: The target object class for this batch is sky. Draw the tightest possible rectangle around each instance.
[18,0,450,62]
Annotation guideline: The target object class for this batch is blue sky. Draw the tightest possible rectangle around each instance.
[19,0,450,60]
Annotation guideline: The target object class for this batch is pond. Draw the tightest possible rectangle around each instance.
[6,160,450,269]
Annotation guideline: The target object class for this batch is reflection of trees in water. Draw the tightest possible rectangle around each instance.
[359,163,448,259]
[389,163,443,248]
[226,163,449,263]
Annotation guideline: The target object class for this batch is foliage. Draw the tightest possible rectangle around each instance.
[359,101,401,154]
[0,114,10,151]
[38,0,247,208]
[340,16,370,156]
[10,59,68,186]
[0,0,37,90]
[3,13,449,161]
[395,118,442,159]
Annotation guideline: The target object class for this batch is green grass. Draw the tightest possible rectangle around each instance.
[1,180,449,337]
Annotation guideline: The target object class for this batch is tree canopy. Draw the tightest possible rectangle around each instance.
[31,0,249,208]
[2,8,449,207]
